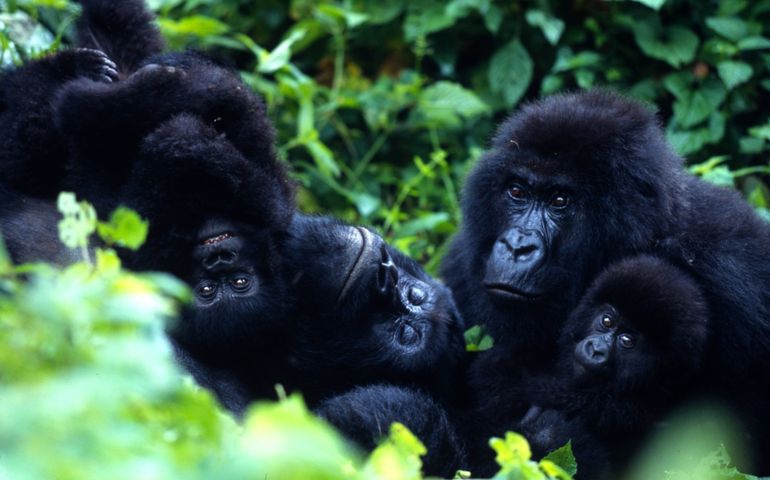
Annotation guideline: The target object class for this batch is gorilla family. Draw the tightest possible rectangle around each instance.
[4,0,770,477]
[444,90,770,474]
[464,255,710,477]
[0,2,466,476]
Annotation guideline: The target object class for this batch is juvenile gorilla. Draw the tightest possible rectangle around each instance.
[284,214,466,407]
[467,256,709,477]
[446,90,770,471]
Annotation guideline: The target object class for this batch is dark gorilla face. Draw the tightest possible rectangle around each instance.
[285,215,465,402]
[563,255,709,393]
[169,218,292,358]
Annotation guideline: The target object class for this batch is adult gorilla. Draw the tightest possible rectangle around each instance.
[442,90,770,470]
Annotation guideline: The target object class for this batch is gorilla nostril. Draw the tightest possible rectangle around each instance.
[513,244,538,261]
[397,323,420,346]
[377,257,399,298]
[408,286,427,306]
[202,249,237,269]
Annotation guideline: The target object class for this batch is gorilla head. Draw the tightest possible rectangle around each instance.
[285,215,465,405]
[169,218,292,361]
[442,89,687,358]
[564,255,709,393]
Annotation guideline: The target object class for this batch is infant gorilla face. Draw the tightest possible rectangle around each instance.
[171,218,290,356]
[286,215,464,398]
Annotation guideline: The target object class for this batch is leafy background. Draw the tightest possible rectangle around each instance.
[4,0,770,273]
[1,0,768,478]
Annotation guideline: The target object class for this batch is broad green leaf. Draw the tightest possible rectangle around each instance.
[552,48,601,72]
[705,17,753,42]
[396,213,450,237]
[403,1,456,41]
[633,21,699,67]
[488,40,533,108]
[525,10,564,46]
[672,81,726,129]
[737,36,770,50]
[96,207,149,251]
[158,15,229,38]
[541,442,578,477]
[418,81,489,128]
[749,124,770,141]
[717,61,753,89]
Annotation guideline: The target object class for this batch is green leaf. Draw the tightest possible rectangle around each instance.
[671,80,726,128]
[396,213,450,237]
[525,10,564,46]
[717,61,753,89]
[705,17,751,42]
[257,28,306,74]
[633,22,699,67]
[541,442,578,477]
[96,207,148,251]
[157,15,229,38]
[749,124,770,141]
[628,0,666,10]
[304,138,341,178]
[418,81,489,128]
[57,192,96,251]
[737,36,770,50]
[488,40,533,108]
[404,1,456,40]
[464,325,495,352]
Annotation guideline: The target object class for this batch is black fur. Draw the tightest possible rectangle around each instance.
[466,256,709,478]
[316,385,467,478]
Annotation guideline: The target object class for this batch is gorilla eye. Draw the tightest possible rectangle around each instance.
[230,276,250,291]
[198,283,217,298]
[618,333,636,349]
[508,186,527,201]
[600,314,614,329]
[550,193,569,209]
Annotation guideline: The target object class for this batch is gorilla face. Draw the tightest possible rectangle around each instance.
[481,165,579,304]
[564,255,709,392]
[170,218,291,359]
[286,215,465,402]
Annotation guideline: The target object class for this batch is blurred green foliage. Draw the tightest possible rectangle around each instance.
[4,0,770,272]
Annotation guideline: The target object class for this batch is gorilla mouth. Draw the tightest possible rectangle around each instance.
[336,227,374,305]
[200,232,234,245]
[484,283,544,302]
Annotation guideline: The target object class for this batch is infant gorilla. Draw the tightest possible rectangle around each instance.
[468,255,709,478]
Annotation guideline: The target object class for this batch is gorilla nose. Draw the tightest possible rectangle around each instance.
[202,249,236,270]
[584,339,608,364]
[500,228,545,266]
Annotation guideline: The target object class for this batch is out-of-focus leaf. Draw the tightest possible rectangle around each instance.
[717,61,753,89]
[705,17,754,42]
[541,442,577,477]
[488,39,533,108]
[96,207,149,251]
[417,81,489,128]
[57,192,97,251]
[464,325,494,352]
[525,10,564,45]
[633,21,699,67]
[629,0,666,9]
[158,15,229,38]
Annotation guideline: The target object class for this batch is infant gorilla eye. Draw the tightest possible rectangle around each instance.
[601,314,614,329]
[230,276,250,291]
[198,283,217,298]
[508,185,527,201]
[618,333,636,349]
[550,193,569,208]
